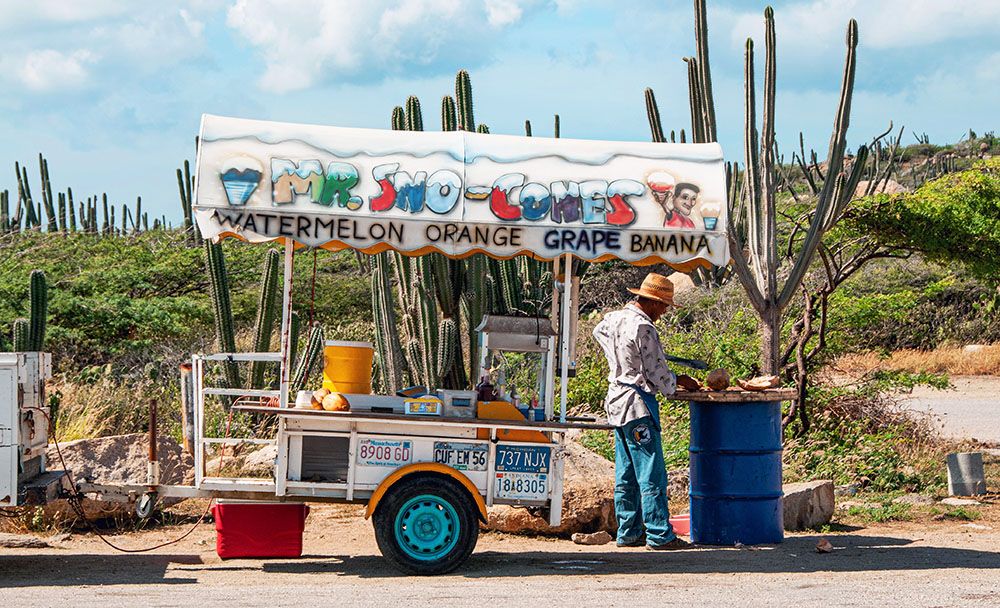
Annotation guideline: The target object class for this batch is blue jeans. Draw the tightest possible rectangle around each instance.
[614,386,675,546]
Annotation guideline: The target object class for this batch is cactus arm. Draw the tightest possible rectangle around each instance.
[759,6,778,303]
[776,19,859,310]
[693,0,718,142]
[644,88,665,143]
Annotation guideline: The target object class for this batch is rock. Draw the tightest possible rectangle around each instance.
[940,497,981,507]
[44,433,193,522]
[0,533,50,549]
[835,483,860,497]
[815,538,834,553]
[572,531,612,545]
[854,179,908,197]
[783,480,835,531]
[488,440,616,536]
[892,493,935,506]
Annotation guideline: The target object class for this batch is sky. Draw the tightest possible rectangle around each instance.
[1,0,998,222]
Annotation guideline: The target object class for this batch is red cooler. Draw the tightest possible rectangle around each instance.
[211,502,310,559]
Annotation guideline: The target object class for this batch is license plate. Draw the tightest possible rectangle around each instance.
[357,438,412,467]
[433,442,487,472]
[495,471,548,500]
[495,445,550,473]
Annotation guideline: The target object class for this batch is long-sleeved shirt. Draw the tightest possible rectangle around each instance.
[592,303,677,427]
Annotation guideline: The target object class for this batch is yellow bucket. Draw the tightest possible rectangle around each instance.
[322,340,374,395]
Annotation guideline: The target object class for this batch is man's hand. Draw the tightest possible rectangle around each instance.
[676,374,702,391]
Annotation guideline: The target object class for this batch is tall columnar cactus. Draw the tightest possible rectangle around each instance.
[248,249,281,389]
[645,88,666,143]
[28,270,48,351]
[101,193,109,235]
[524,120,532,137]
[291,322,324,394]
[288,310,301,380]
[204,240,241,394]
[39,155,58,232]
[687,2,865,373]
[391,106,405,131]
[12,319,30,352]
[372,252,405,393]
[58,193,66,233]
[554,114,560,139]
[1,190,9,232]
[441,96,457,131]
[177,160,200,244]
[456,69,475,132]
[405,96,424,131]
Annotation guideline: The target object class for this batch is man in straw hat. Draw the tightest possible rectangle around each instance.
[593,272,695,550]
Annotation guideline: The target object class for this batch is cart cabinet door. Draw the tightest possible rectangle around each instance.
[0,367,17,506]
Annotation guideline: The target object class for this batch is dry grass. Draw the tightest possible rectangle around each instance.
[837,345,1000,376]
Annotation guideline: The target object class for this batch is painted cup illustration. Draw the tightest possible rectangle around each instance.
[646,171,676,215]
[220,156,263,206]
[701,201,721,230]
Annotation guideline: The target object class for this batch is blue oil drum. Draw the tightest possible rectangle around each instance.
[688,400,784,545]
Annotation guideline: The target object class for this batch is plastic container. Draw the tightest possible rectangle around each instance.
[211,502,310,559]
[322,340,374,394]
[689,399,783,545]
[669,513,690,536]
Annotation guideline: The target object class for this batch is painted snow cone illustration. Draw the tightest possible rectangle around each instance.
[701,201,721,230]
[220,157,263,206]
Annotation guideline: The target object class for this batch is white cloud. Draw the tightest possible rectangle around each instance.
[486,0,524,27]
[727,0,1000,55]
[225,0,538,92]
[17,49,97,91]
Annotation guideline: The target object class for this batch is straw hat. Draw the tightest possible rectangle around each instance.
[627,272,676,306]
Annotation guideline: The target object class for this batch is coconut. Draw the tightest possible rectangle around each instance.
[322,392,351,412]
[311,388,330,410]
[705,368,730,391]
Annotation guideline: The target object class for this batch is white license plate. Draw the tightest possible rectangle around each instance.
[433,442,488,472]
[357,438,412,467]
[495,471,548,501]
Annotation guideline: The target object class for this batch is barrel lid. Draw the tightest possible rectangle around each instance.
[324,340,373,349]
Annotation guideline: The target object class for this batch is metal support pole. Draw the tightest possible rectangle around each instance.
[278,238,295,408]
[146,399,159,486]
[559,253,572,423]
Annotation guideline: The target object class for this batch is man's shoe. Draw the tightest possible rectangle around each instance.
[616,536,646,548]
[646,538,692,551]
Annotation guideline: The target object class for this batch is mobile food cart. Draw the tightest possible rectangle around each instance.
[10,114,730,574]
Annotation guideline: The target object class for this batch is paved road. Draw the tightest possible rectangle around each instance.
[903,376,1000,444]
[2,510,999,608]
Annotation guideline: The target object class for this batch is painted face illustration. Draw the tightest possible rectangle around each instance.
[673,184,699,217]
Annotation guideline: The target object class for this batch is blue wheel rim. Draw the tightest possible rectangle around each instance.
[394,494,461,561]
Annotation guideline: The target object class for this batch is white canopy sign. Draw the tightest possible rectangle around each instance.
[194,114,728,267]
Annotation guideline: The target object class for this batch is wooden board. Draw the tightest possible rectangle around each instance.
[232,404,614,431]
[671,388,797,403]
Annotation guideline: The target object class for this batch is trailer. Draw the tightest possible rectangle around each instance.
[2,114,728,574]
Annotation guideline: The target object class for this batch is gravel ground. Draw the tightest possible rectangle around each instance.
[1,503,998,608]
[903,376,1000,444]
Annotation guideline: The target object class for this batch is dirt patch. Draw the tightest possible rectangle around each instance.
[43,433,193,522]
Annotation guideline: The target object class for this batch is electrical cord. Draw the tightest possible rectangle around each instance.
[23,405,215,553]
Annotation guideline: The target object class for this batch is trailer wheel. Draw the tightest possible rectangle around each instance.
[372,475,479,575]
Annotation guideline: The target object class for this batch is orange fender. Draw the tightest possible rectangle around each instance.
[364,463,488,523]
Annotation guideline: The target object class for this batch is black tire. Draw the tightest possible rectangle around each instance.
[372,474,480,575]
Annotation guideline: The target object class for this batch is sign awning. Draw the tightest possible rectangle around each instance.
[194,114,728,268]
